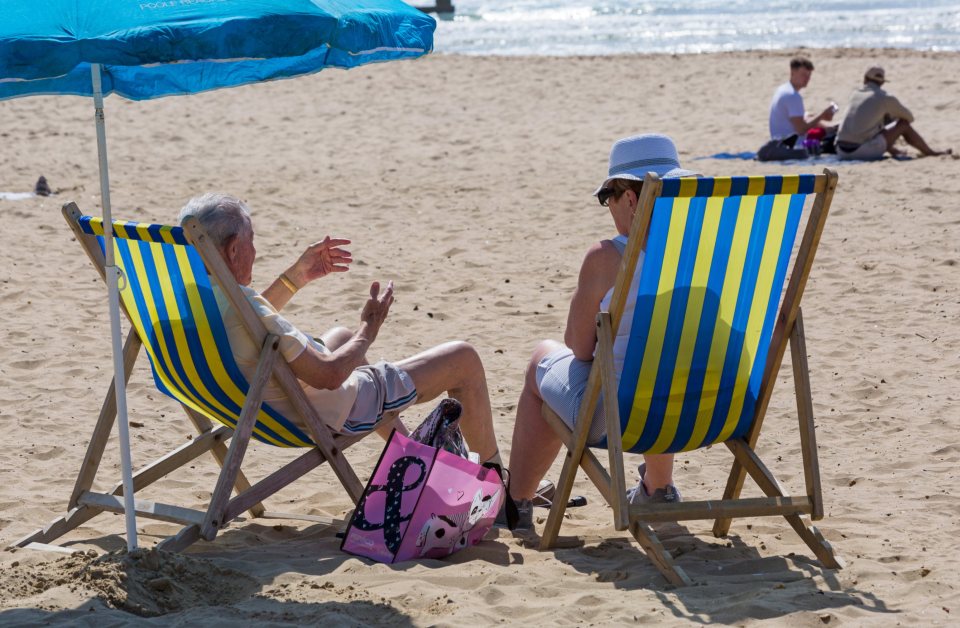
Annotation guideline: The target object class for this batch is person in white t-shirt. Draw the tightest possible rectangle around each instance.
[768,57,836,140]
[178,193,504,469]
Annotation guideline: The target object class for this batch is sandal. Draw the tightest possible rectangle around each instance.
[531,479,587,509]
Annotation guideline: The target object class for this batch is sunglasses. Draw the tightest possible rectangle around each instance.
[597,187,616,207]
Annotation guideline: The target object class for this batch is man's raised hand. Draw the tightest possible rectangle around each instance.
[360,280,394,341]
[287,236,352,288]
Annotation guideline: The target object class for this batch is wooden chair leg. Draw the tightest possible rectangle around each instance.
[783,516,845,570]
[302,415,365,504]
[715,310,833,556]
[727,439,844,569]
[540,406,615,505]
[12,423,229,549]
[712,461,747,537]
[542,314,619,548]
[539,437,578,550]
[790,310,824,520]
[11,506,103,548]
[200,337,277,541]
[156,524,202,553]
[630,520,692,587]
[68,329,141,510]
[539,426,618,549]
[13,330,140,547]
[597,313,629,531]
[184,406,266,518]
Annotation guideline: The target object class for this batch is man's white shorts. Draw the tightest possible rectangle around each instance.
[838,133,887,160]
[341,361,418,434]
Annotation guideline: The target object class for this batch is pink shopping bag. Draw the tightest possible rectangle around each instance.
[341,429,504,563]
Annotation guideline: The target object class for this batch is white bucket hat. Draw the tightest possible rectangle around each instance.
[593,133,699,196]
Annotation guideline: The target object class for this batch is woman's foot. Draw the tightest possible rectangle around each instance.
[626,463,682,505]
[495,497,533,531]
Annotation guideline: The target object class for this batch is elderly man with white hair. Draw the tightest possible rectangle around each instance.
[178,193,503,469]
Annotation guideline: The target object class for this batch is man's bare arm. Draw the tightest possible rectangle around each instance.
[262,236,353,311]
[287,281,393,390]
[790,104,836,135]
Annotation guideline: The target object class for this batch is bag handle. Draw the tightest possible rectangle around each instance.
[483,461,519,530]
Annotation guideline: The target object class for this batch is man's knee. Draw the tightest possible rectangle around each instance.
[330,325,352,338]
[422,340,484,381]
[449,340,483,371]
[890,119,912,135]
[321,326,353,349]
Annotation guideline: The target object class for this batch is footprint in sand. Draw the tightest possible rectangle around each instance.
[27,445,65,461]
[443,281,475,294]
[9,358,45,370]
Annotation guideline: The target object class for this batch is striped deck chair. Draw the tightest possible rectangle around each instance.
[14,203,373,552]
[538,170,844,586]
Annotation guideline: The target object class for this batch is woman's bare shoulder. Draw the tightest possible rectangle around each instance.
[579,238,623,280]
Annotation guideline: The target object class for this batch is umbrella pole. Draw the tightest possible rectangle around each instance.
[91,63,138,552]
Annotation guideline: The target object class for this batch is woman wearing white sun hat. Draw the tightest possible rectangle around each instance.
[502,134,700,530]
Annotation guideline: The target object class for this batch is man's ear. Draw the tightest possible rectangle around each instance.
[221,234,239,267]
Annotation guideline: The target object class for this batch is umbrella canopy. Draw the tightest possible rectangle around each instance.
[0,0,434,552]
[0,0,434,99]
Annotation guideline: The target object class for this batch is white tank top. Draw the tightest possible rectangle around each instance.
[597,234,645,378]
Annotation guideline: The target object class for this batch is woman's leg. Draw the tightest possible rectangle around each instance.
[641,453,675,491]
[507,340,565,500]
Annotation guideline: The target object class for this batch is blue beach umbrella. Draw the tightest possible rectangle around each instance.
[0,0,435,551]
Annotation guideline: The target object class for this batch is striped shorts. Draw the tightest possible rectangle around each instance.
[536,348,607,446]
[341,361,418,434]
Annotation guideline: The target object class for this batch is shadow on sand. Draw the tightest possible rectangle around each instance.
[531,520,896,623]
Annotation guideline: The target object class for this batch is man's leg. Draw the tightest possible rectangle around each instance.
[395,341,497,461]
[882,120,908,155]
[884,119,951,157]
[318,326,354,351]
[507,340,564,500]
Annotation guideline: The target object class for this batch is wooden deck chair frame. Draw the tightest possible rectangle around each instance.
[13,203,382,553]
[538,169,844,586]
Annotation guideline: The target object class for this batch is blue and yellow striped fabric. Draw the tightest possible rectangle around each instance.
[612,175,810,454]
[79,216,314,448]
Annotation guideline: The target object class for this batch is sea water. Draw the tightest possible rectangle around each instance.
[431,0,960,55]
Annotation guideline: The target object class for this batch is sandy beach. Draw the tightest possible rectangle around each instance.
[0,48,958,625]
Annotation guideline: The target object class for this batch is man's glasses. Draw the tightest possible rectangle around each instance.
[597,187,616,207]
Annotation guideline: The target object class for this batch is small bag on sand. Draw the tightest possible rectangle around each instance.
[341,399,505,563]
[757,135,808,161]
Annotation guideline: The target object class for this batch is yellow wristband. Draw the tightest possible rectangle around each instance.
[279,272,299,294]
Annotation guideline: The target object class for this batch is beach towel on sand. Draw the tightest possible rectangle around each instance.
[341,400,504,563]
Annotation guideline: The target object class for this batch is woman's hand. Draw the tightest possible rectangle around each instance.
[286,236,352,288]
